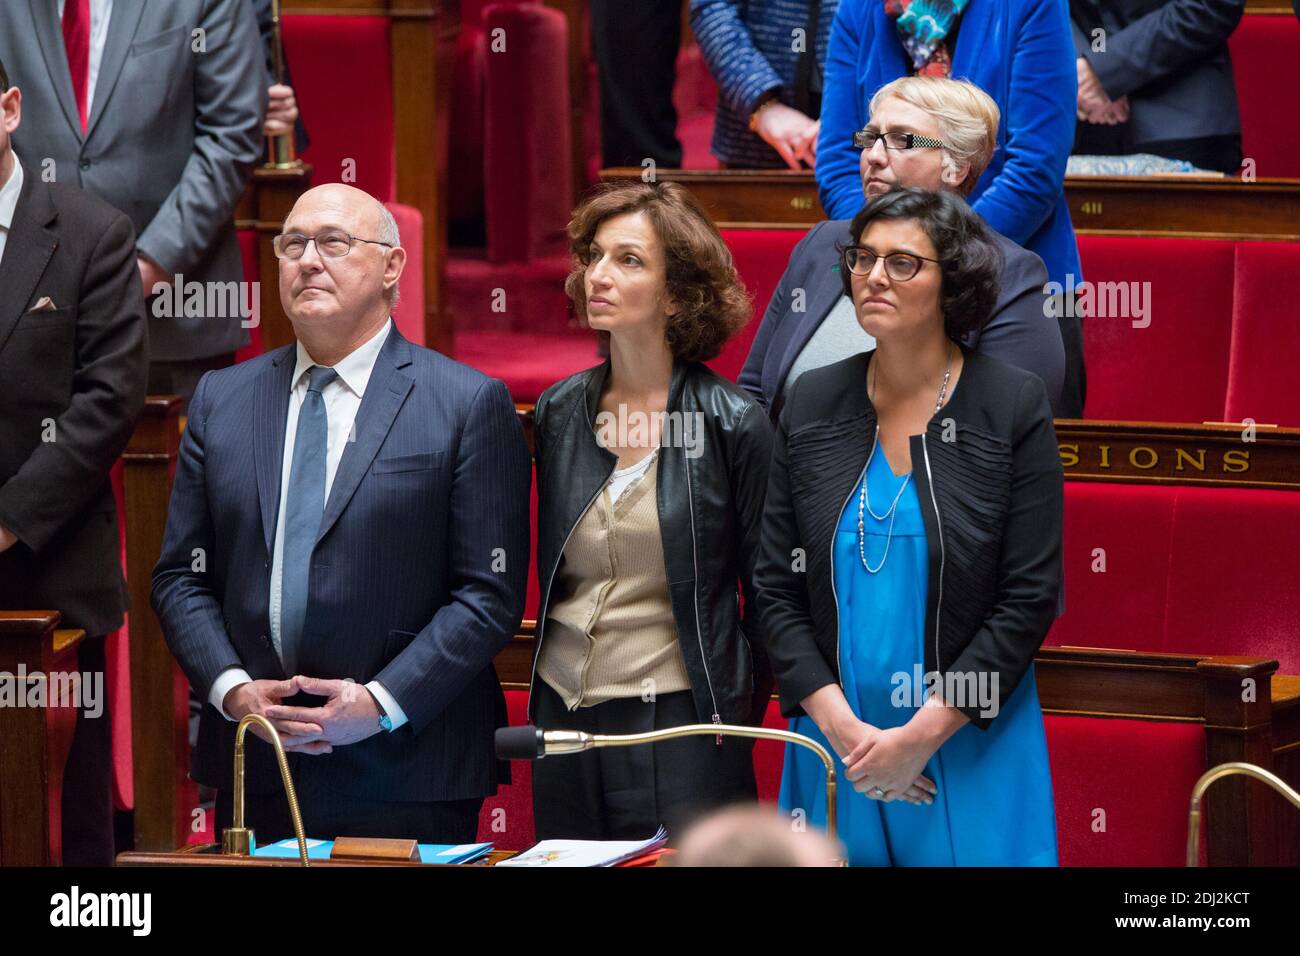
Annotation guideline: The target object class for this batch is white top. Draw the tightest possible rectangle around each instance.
[57,0,115,121]
[608,449,658,503]
[0,158,23,267]
[783,294,876,393]
[208,320,410,730]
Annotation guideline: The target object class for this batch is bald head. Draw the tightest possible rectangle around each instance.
[277,183,406,364]
[671,806,843,867]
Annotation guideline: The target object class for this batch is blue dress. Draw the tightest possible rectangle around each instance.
[779,439,1058,866]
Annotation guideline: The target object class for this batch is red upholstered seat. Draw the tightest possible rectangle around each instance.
[1164,487,1300,673]
[1230,15,1300,179]
[1045,715,1207,866]
[1225,241,1300,427]
[385,202,425,347]
[477,689,536,849]
[1076,236,1235,422]
[1045,483,1176,651]
[712,229,806,382]
[483,3,573,264]
[282,16,395,200]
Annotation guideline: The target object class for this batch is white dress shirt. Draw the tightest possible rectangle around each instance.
[57,0,115,121]
[208,319,409,730]
[0,157,23,267]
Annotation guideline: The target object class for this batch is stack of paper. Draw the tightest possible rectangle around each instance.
[498,827,669,867]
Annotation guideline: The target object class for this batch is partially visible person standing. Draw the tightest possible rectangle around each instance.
[591,0,683,168]
[0,56,149,865]
[741,77,1074,418]
[530,181,774,841]
[0,0,265,402]
[756,188,1063,866]
[1071,0,1246,174]
[691,0,840,169]
[253,0,310,154]
[815,0,1082,293]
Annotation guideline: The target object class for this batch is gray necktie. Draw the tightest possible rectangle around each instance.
[280,365,337,676]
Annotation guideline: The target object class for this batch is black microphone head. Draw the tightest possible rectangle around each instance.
[495,725,545,761]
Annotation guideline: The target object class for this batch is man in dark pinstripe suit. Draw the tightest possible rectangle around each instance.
[152,184,531,844]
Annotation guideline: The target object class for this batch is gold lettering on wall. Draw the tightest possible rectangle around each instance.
[1223,449,1251,473]
[1129,447,1159,469]
[1059,443,1080,467]
[1174,448,1207,472]
[1099,445,1112,468]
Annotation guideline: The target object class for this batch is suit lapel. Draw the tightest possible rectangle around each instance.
[27,0,83,141]
[0,170,58,355]
[85,0,147,141]
[315,331,415,547]
[254,348,296,557]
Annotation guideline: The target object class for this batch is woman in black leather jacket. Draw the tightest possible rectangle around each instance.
[756,187,1063,865]
[528,181,774,842]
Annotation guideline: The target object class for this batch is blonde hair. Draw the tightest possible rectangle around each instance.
[868,77,1000,196]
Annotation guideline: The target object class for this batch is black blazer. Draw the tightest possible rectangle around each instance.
[1071,0,1245,144]
[151,330,532,802]
[739,218,1065,419]
[531,359,774,727]
[0,165,148,636]
[754,348,1063,729]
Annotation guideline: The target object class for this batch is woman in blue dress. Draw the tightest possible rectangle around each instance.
[754,186,1063,865]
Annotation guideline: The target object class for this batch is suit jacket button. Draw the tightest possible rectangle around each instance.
[79,159,91,170]
[262,635,271,647]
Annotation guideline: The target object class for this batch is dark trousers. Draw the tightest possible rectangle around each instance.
[61,635,114,866]
[531,680,757,842]
[590,0,682,168]
[147,351,236,407]
[1074,121,1243,176]
[1057,309,1087,419]
[215,775,483,846]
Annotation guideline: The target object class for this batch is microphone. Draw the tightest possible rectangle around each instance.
[494,725,593,760]
[495,721,841,846]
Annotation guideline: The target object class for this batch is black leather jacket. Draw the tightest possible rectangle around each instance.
[755,348,1063,730]
[530,359,775,727]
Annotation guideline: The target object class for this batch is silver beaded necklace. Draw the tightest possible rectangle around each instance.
[857,346,954,573]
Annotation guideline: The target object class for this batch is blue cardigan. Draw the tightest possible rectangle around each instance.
[815,0,1083,285]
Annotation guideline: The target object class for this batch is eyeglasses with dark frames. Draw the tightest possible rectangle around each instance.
[273,230,394,260]
[852,129,947,151]
[841,245,943,281]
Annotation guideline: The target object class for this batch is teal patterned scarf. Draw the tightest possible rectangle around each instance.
[885,0,971,76]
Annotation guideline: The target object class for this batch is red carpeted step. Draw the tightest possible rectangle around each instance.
[453,330,600,404]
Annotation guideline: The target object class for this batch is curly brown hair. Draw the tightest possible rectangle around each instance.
[564,181,751,363]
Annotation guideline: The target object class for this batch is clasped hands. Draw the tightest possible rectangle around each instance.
[223,675,382,754]
[832,715,938,806]
[1077,56,1129,125]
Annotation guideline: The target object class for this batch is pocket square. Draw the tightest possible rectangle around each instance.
[26,296,58,313]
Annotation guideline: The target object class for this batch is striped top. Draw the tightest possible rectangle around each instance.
[691,0,841,167]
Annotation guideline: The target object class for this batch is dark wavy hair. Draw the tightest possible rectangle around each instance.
[0,56,9,93]
[564,180,751,363]
[839,187,1002,342]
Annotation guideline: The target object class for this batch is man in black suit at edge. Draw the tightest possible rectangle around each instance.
[0,56,149,865]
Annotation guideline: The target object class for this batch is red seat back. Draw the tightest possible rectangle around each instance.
[1077,236,1235,422]
[283,16,395,200]
[1225,241,1300,427]
[1230,16,1300,178]
[713,229,806,383]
